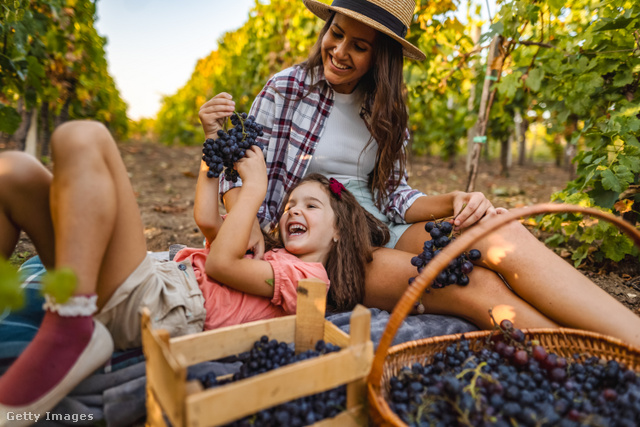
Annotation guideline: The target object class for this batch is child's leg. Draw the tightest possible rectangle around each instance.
[0,121,147,417]
[363,247,558,329]
[0,152,55,268]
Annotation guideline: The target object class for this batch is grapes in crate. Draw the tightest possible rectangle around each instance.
[409,220,482,290]
[191,335,345,426]
[202,112,264,182]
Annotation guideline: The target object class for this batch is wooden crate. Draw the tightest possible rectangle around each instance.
[142,278,373,427]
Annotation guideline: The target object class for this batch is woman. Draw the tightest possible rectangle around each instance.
[198,0,640,347]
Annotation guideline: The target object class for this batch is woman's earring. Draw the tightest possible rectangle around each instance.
[333,237,338,243]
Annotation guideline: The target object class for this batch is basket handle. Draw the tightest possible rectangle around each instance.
[368,202,640,386]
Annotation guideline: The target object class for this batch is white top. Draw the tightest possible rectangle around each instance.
[305,89,378,183]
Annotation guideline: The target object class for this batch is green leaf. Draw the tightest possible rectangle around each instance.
[495,71,523,99]
[600,169,622,192]
[41,268,77,304]
[0,258,24,313]
[571,244,590,267]
[613,69,634,88]
[525,68,544,92]
[601,233,634,262]
[265,278,274,287]
[0,104,22,134]
[594,17,635,32]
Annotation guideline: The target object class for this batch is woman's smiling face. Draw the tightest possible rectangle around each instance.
[321,13,377,94]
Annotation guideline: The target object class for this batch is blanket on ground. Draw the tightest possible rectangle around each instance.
[0,256,476,426]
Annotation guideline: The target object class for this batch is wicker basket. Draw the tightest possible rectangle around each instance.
[366,203,640,427]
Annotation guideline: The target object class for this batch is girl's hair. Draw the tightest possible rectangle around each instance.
[302,13,409,210]
[267,173,389,312]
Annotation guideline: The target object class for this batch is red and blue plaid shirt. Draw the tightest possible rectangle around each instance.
[220,65,424,231]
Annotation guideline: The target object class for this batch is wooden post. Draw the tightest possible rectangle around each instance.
[466,35,505,192]
[294,278,327,353]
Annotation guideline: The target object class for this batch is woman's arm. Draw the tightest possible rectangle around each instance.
[404,191,494,230]
[206,147,275,297]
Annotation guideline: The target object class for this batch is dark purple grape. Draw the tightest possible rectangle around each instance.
[461,260,474,275]
[468,249,481,260]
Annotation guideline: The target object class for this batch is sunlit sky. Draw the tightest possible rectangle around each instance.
[94,0,255,120]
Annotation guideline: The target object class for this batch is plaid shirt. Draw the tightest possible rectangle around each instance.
[220,65,424,231]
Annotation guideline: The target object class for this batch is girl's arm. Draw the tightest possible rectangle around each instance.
[205,147,275,297]
[194,160,224,243]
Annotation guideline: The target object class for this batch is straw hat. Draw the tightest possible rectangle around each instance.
[303,0,426,61]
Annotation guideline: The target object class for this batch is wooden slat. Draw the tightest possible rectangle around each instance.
[170,316,296,365]
[142,308,186,427]
[184,343,373,427]
[346,305,371,409]
[323,320,350,348]
[294,278,328,353]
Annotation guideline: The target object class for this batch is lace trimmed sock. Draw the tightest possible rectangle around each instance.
[0,294,97,406]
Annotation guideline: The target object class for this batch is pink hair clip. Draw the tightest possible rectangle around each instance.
[329,178,345,200]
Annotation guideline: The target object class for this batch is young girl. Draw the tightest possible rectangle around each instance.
[199,0,640,348]
[0,122,384,423]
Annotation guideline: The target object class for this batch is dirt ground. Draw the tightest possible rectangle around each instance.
[10,139,640,316]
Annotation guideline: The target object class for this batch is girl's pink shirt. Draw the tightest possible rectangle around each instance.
[173,247,329,331]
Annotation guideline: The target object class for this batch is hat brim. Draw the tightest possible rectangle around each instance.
[303,0,426,61]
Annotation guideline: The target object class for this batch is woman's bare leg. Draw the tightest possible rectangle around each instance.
[0,152,55,268]
[393,216,640,347]
[363,246,557,330]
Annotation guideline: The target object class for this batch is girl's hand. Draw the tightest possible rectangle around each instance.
[198,93,235,139]
[452,191,495,230]
[236,146,267,196]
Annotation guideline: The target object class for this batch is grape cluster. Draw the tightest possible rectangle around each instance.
[388,320,640,426]
[202,112,264,182]
[409,220,482,289]
[195,335,345,426]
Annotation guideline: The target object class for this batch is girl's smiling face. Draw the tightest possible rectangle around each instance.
[321,13,377,94]
[279,181,337,264]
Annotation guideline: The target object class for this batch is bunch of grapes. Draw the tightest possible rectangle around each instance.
[387,319,640,426]
[193,335,345,426]
[409,220,482,289]
[202,112,264,182]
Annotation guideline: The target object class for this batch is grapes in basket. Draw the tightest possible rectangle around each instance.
[387,318,640,426]
[409,220,482,290]
[190,335,346,426]
[202,112,264,182]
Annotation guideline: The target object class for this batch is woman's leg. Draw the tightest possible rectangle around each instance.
[363,246,558,330]
[0,152,55,268]
[0,121,148,415]
[470,218,640,347]
[393,216,640,347]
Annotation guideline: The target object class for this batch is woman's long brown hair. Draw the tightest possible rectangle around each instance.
[302,13,409,209]
[268,174,389,311]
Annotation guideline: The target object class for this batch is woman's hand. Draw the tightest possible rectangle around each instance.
[452,191,495,230]
[198,93,235,139]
